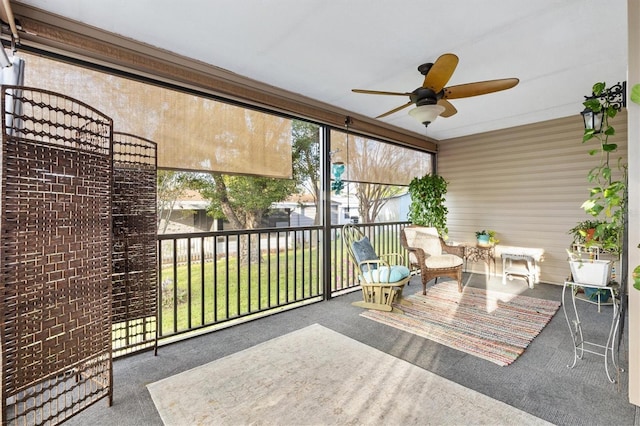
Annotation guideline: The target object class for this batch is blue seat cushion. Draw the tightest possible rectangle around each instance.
[362,265,410,284]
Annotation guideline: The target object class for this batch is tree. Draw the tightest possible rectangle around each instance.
[192,173,297,263]
[196,174,296,229]
[186,120,317,264]
[342,135,413,223]
[291,121,321,224]
[156,170,192,233]
[355,183,405,223]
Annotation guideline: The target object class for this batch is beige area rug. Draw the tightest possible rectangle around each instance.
[147,324,551,426]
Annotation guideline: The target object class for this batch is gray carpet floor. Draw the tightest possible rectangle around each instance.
[65,272,637,426]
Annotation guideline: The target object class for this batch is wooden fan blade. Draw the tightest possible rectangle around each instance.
[375,101,414,118]
[352,89,412,96]
[437,99,457,117]
[443,78,519,99]
[422,53,459,92]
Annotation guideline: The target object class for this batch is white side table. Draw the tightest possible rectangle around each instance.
[498,246,544,288]
[562,281,621,383]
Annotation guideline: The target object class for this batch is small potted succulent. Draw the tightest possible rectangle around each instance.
[475,230,498,247]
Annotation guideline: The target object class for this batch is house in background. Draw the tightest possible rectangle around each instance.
[376,192,410,223]
[158,190,218,234]
[159,190,354,234]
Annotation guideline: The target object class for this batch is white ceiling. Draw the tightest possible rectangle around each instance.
[14,0,628,140]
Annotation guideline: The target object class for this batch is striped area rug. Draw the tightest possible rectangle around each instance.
[360,281,561,366]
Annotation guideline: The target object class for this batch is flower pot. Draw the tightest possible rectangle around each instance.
[569,259,611,287]
[583,287,611,302]
[477,235,491,247]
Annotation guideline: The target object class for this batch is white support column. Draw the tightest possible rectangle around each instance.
[627,0,640,407]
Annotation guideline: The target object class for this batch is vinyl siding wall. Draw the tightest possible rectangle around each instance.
[437,113,628,285]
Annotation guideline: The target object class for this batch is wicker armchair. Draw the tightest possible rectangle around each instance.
[401,225,464,294]
[343,224,410,313]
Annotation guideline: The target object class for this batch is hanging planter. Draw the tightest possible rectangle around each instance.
[407,173,449,237]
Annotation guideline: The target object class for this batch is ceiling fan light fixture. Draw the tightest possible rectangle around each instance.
[409,104,445,127]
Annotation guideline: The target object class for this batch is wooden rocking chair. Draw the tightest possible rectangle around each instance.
[343,224,410,313]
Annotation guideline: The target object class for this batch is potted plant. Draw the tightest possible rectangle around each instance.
[475,230,498,247]
[568,219,607,245]
[407,173,449,237]
[567,250,612,287]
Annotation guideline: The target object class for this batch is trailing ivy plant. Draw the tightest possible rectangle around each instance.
[407,173,449,236]
[580,82,627,256]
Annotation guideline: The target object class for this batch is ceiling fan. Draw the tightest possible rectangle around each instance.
[352,53,519,127]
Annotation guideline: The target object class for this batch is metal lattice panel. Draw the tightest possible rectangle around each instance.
[0,86,113,425]
[112,132,158,357]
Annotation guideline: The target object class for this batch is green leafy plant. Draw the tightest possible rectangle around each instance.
[580,82,627,256]
[633,265,640,291]
[407,174,449,236]
[568,219,610,244]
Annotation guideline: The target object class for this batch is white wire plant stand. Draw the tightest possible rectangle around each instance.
[561,280,622,383]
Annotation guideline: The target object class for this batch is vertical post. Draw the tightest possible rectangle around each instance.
[626,0,640,406]
[322,125,333,300]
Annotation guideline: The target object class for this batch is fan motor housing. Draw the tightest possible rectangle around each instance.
[411,87,442,106]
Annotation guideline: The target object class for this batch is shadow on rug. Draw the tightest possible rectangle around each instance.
[360,280,561,366]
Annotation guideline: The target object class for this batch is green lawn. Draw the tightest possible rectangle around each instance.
[159,247,323,335]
